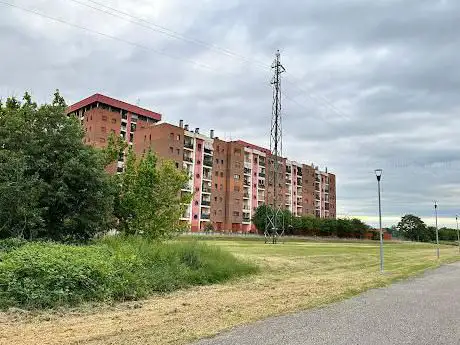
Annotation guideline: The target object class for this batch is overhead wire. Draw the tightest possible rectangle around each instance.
[63,0,351,122]
[1,0,351,124]
[0,0,236,74]
[64,0,271,70]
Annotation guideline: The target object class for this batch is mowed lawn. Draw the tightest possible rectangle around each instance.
[1,239,459,345]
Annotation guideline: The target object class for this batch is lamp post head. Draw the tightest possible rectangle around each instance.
[434,201,437,209]
[374,169,383,181]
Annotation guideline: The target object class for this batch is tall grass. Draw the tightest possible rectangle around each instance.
[0,237,257,310]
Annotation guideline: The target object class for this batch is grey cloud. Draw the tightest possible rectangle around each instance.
[1,0,460,225]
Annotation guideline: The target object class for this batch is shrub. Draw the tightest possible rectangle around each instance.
[0,237,257,309]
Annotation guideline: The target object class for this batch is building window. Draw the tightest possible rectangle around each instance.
[214,197,218,201]
[217,145,220,152]
[102,115,107,121]
[149,134,152,141]
[176,134,180,141]
[221,159,224,164]
[195,187,199,192]
[235,162,241,168]
[233,211,240,216]
[215,183,218,189]
[215,158,219,164]
[215,171,218,177]
[220,172,224,177]
[234,174,240,180]
[112,118,117,124]
[177,149,180,155]
[86,117,88,122]
[131,123,136,132]
[175,162,179,169]
[218,210,222,216]
[170,147,174,153]
[170,133,174,139]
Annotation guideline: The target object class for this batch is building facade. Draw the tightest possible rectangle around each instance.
[68,94,336,232]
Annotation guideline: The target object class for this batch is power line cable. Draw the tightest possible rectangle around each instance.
[64,0,271,70]
[64,0,351,121]
[1,0,352,125]
[0,0,235,74]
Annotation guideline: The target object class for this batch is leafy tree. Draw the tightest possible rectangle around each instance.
[397,214,427,242]
[114,149,191,239]
[251,204,293,234]
[0,91,114,242]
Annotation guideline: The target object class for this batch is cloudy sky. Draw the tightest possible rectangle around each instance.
[1,0,460,227]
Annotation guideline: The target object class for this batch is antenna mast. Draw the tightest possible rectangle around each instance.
[265,50,286,244]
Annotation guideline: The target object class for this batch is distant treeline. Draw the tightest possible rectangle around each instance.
[252,205,371,238]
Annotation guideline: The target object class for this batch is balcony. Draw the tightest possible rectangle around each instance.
[201,200,211,207]
[259,172,266,178]
[202,187,212,194]
[242,214,251,223]
[258,183,265,189]
[204,147,213,155]
[183,155,193,163]
[184,140,194,150]
[244,167,251,175]
[286,166,292,173]
[243,192,250,199]
[182,182,193,191]
[244,179,250,187]
[259,159,266,167]
[203,158,213,167]
[201,213,210,220]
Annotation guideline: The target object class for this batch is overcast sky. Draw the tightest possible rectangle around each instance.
[1,0,460,227]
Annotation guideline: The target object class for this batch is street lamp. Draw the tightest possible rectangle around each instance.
[435,201,439,259]
[375,169,384,273]
[456,215,459,254]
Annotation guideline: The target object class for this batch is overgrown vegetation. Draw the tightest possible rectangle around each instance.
[0,237,257,309]
[0,92,242,310]
[252,205,371,238]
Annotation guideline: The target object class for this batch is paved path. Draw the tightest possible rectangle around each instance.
[193,263,460,345]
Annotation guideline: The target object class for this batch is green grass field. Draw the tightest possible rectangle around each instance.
[2,239,459,345]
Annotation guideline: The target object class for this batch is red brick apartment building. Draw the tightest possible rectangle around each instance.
[67,94,336,232]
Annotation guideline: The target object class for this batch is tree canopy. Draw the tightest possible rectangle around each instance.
[397,214,431,242]
[0,91,114,241]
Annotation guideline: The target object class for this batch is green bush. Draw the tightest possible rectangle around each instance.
[0,237,257,309]
[0,238,27,253]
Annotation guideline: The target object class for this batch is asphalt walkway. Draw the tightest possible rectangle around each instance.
[193,262,460,345]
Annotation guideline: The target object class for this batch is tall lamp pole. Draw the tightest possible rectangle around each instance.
[375,169,384,273]
[435,201,439,259]
[456,215,459,254]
